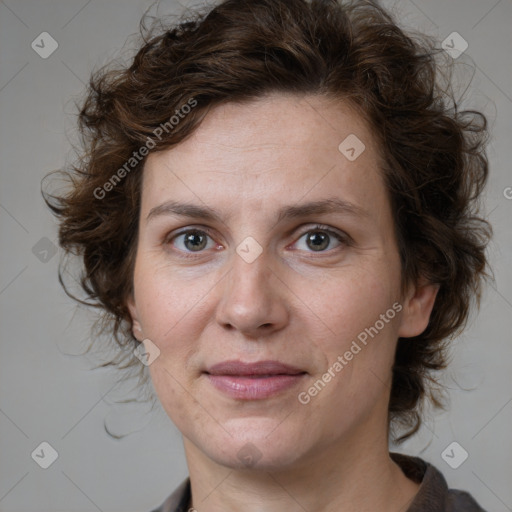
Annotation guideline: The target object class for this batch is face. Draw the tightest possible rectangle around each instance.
[128,94,436,470]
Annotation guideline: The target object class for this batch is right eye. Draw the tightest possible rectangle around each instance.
[165,228,221,257]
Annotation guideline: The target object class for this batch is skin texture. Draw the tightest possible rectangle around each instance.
[127,94,438,511]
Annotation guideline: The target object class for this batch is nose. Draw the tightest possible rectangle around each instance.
[214,247,289,338]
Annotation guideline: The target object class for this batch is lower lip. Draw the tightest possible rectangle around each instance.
[205,374,306,400]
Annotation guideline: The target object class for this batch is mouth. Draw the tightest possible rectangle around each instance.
[204,360,307,400]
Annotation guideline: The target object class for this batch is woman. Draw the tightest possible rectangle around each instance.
[45,0,491,510]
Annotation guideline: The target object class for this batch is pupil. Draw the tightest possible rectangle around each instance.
[185,232,206,251]
[308,231,328,251]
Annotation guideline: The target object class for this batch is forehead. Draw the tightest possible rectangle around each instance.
[141,94,387,222]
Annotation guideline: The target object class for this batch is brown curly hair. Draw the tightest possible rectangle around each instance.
[44,0,492,441]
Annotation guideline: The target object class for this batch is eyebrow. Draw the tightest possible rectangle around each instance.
[146,197,369,224]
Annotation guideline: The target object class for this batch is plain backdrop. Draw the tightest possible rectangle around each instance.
[1,0,511,511]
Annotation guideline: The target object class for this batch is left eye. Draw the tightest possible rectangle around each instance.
[294,227,345,252]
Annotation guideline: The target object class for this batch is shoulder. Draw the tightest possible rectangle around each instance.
[148,478,191,512]
[445,489,487,512]
[390,452,487,512]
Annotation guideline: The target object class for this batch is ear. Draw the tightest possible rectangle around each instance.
[126,294,143,341]
[397,278,439,338]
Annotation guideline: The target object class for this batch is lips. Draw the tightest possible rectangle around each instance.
[204,360,307,400]
[206,360,305,376]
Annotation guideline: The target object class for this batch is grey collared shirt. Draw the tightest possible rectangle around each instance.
[149,453,487,512]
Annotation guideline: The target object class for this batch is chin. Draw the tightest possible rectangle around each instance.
[197,418,310,471]
[211,445,305,472]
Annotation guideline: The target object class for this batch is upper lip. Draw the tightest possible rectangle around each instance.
[205,360,306,376]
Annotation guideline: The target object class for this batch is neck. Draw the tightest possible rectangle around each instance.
[183,414,420,512]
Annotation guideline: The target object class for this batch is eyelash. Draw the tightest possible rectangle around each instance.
[164,224,351,259]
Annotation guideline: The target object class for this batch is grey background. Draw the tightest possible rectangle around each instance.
[0,0,511,511]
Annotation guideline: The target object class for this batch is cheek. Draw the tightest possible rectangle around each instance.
[306,261,402,409]
[132,257,212,341]
[133,265,208,428]
[314,263,401,347]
